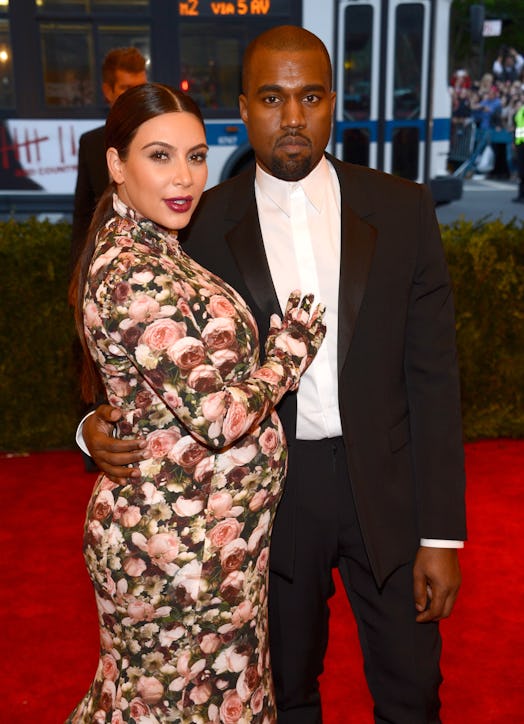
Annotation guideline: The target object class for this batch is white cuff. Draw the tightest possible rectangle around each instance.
[76,410,95,457]
[420,538,464,548]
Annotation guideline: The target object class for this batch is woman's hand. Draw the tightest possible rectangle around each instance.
[265,291,326,390]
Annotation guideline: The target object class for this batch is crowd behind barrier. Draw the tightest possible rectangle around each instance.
[449,45,524,181]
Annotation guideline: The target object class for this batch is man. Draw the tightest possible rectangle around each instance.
[70,46,147,271]
[80,26,466,723]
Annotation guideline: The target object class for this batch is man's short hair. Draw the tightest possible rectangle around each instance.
[242,26,332,94]
[102,47,146,88]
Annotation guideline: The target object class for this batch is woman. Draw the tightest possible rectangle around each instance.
[67,83,325,722]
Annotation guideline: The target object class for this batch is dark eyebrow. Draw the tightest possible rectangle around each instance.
[141,141,209,152]
[256,83,328,96]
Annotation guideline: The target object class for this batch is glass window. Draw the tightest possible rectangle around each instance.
[0,18,15,109]
[98,26,150,74]
[178,21,277,113]
[343,4,373,121]
[392,127,419,179]
[393,3,423,120]
[41,24,95,106]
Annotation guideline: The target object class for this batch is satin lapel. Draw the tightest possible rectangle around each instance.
[225,199,282,323]
[336,164,377,373]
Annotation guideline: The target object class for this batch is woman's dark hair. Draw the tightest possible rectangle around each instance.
[69,83,205,402]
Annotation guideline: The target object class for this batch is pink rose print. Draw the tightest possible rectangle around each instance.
[136,675,164,705]
[123,557,147,577]
[202,317,237,350]
[199,632,221,654]
[140,318,187,350]
[127,294,160,322]
[256,547,269,573]
[259,427,279,456]
[236,664,261,702]
[187,364,222,392]
[248,489,268,513]
[208,491,233,519]
[207,294,237,318]
[129,698,151,718]
[251,686,265,715]
[168,435,208,470]
[251,366,281,385]
[100,679,116,711]
[147,532,180,565]
[208,519,242,548]
[201,391,227,422]
[173,495,205,517]
[219,689,244,723]
[274,331,307,359]
[167,336,206,370]
[92,489,115,520]
[145,428,181,458]
[222,400,248,442]
[101,653,118,682]
[190,681,213,705]
[220,538,248,572]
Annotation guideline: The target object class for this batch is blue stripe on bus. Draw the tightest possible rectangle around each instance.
[334,117,451,143]
[203,118,451,147]
[204,122,249,146]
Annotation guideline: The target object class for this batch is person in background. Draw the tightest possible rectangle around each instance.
[70,46,147,272]
[80,26,466,723]
[512,98,524,202]
[67,81,325,721]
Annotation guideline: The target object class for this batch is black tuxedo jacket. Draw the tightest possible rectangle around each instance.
[180,155,467,587]
[71,125,109,270]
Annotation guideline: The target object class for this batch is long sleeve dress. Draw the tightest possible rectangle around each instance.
[67,197,300,724]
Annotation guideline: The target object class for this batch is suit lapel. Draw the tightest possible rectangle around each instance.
[224,182,282,325]
[331,157,377,373]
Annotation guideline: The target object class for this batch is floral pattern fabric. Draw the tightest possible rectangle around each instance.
[67,197,296,724]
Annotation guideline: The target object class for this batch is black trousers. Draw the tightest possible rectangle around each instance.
[268,437,442,724]
[516,143,524,198]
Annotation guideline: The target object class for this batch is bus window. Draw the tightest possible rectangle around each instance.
[180,24,241,111]
[343,4,373,122]
[392,126,419,179]
[0,18,15,109]
[41,25,95,107]
[393,3,423,120]
[343,128,370,168]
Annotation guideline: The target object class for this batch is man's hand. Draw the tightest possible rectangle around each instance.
[84,404,146,479]
[413,547,461,623]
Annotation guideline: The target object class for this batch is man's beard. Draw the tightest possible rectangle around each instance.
[270,152,313,182]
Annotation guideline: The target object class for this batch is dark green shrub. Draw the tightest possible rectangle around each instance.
[0,217,522,452]
[442,218,524,439]
[0,218,83,451]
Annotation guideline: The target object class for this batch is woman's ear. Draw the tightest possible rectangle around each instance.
[106,147,124,184]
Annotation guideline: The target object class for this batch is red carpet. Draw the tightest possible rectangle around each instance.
[1,440,523,722]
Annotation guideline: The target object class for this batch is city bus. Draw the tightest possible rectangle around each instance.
[0,0,461,219]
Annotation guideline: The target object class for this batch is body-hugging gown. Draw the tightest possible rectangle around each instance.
[67,196,297,724]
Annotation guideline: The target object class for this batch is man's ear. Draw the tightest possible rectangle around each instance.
[239,94,248,124]
[102,82,116,105]
[106,147,124,183]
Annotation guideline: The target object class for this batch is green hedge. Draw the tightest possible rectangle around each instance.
[1,217,522,452]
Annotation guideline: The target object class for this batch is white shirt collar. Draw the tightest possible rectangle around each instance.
[255,155,331,216]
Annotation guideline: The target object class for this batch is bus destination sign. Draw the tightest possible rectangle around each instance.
[178,0,290,16]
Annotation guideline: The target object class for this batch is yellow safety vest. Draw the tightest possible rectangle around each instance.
[515,106,524,145]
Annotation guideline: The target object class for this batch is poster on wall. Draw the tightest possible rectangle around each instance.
[0,120,103,194]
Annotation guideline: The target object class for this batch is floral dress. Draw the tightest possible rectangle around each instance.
[67,198,298,724]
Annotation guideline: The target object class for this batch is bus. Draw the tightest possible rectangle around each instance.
[0,0,461,219]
